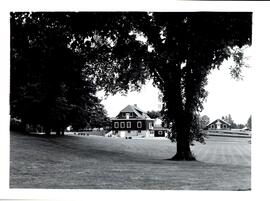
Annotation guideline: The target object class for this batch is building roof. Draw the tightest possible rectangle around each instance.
[153,126,169,131]
[116,104,152,120]
[207,119,231,127]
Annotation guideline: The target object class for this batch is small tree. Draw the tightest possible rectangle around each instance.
[147,110,161,119]
[199,115,210,129]
[223,114,237,129]
[246,115,252,130]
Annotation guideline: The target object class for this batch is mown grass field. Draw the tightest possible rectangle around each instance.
[10,131,251,190]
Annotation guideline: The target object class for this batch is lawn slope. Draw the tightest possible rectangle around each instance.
[10,132,251,190]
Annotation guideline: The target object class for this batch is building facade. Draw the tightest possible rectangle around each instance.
[111,105,155,138]
[205,119,231,130]
[153,127,168,137]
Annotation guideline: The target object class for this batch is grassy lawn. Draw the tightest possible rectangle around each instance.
[10,131,251,190]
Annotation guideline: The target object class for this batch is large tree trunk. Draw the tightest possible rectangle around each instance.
[163,79,195,161]
[171,119,195,161]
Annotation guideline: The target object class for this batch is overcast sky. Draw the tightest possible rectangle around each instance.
[98,47,253,125]
[201,56,253,124]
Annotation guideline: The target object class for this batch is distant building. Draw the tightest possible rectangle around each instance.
[241,126,251,131]
[153,127,168,137]
[205,119,231,130]
[111,105,169,138]
[153,117,169,138]
[111,104,155,138]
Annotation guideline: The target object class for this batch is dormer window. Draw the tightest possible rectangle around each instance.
[126,113,130,119]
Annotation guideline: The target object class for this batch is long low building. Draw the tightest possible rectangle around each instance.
[205,119,231,130]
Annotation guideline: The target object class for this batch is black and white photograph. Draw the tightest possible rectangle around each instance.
[1,0,270,200]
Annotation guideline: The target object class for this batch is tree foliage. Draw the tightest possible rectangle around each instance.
[90,12,252,160]
[246,115,252,130]
[146,110,161,119]
[10,12,109,134]
[222,114,238,129]
[199,115,210,129]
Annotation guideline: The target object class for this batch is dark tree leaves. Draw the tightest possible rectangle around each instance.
[10,12,109,134]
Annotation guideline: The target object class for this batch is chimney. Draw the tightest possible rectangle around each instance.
[134,104,137,107]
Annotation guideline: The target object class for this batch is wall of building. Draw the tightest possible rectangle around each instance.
[154,130,166,137]
[208,123,230,130]
[112,130,154,138]
[112,119,154,131]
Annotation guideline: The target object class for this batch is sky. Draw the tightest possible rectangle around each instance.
[201,57,253,124]
[98,47,253,125]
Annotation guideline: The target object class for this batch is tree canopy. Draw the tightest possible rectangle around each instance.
[10,12,110,134]
[88,12,252,159]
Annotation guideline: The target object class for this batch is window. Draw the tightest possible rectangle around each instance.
[130,113,133,117]
[120,122,125,128]
[125,113,130,119]
[223,124,227,128]
[114,122,119,128]
[122,113,126,117]
[137,121,142,128]
[127,121,131,128]
[211,124,215,129]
